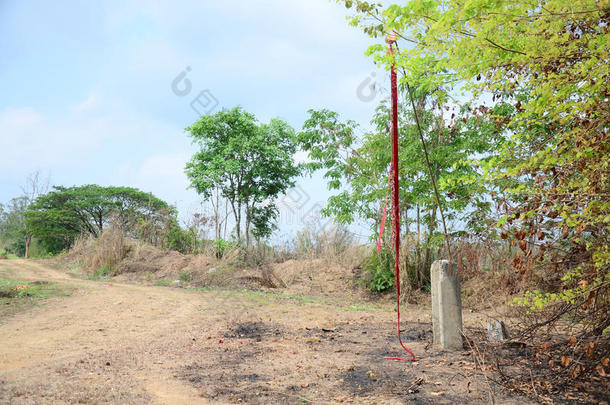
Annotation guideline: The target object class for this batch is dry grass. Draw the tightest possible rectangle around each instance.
[60,226,371,298]
[451,238,530,312]
[84,228,129,272]
[63,233,94,264]
[64,229,130,274]
[294,226,368,270]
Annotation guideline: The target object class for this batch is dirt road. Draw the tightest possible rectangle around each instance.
[0,260,527,404]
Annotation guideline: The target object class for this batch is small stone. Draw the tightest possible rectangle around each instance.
[487,320,509,342]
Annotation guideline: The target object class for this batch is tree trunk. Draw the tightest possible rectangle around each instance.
[236,201,242,243]
[223,201,229,239]
[228,198,240,243]
[244,200,251,248]
[423,206,438,283]
[245,213,251,248]
[24,234,32,259]
[416,203,421,270]
[213,189,221,241]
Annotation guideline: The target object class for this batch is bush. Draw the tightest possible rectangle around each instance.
[178,269,191,282]
[167,225,195,254]
[8,238,26,257]
[362,246,395,292]
[93,265,113,279]
[212,238,234,259]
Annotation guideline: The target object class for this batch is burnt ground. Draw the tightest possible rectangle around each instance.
[173,319,510,404]
[1,259,594,404]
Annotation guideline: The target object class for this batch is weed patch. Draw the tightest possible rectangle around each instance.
[0,249,19,260]
[178,269,191,282]
[0,279,72,319]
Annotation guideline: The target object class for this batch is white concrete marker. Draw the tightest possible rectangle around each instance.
[431,260,463,350]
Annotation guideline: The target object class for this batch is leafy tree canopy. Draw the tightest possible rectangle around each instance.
[0,197,29,255]
[299,93,504,235]
[24,185,170,252]
[341,0,609,334]
[185,106,302,244]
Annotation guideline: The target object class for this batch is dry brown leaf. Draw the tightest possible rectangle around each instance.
[561,356,571,367]
[571,364,584,378]
[568,336,577,345]
[596,364,607,377]
[601,357,610,367]
[584,342,595,358]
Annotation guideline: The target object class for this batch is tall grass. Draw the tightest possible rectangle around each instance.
[79,228,130,274]
[293,225,367,270]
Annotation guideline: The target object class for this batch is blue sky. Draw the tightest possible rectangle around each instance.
[0,0,389,241]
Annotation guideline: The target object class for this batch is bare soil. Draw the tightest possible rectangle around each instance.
[0,259,536,404]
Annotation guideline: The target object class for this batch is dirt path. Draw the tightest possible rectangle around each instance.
[0,260,529,404]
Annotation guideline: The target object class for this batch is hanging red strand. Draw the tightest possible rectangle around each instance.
[385,39,415,362]
[377,199,387,253]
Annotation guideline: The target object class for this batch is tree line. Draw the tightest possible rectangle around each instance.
[0,184,194,256]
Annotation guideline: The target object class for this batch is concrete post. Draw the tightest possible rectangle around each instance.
[431,260,463,350]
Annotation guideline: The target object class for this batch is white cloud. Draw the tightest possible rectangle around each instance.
[0,103,201,215]
[0,107,106,176]
[70,92,100,113]
[112,152,207,222]
[0,104,182,178]
[99,0,365,79]
[113,153,192,198]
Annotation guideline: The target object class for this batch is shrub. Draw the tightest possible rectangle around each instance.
[93,265,113,279]
[212,238,233,259]
[362,246,395,292]
[167,224,195,254]
[178,269,191,282]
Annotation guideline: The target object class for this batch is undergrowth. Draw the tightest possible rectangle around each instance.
[0,279,71,319]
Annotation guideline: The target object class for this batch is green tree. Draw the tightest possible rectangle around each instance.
[185,106,302,246]
[299,94,503,286]
[24,185,171,253]
[341,0,609,359]
[0,197,29,256]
